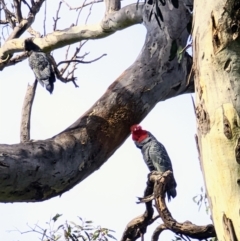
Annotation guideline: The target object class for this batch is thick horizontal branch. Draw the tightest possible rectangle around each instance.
[0,3,144,68]
[0,2,193,202]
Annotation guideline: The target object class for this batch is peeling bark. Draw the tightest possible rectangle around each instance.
[0,2,192,201]
[193,0,240,239]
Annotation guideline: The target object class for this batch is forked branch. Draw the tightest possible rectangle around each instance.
[120,178,159,241]
[138,171,217,240]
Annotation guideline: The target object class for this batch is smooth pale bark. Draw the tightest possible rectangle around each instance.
[193,0,240,240]
[20,80,38,143]
[0,3,192,201]
[0,4,144,66]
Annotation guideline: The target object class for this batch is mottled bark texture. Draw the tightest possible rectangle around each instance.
[0,2,192,201]
[193,0,240,240]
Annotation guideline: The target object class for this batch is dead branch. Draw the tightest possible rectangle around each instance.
[53,1,62,31]
[85,2,94,24]
[120,177,159,241]
[20,80,38,143]
[0,52,27,67]
[43,0,47,36]
[0,3,144,67]
[0,1,193,202]
[59,41,88,75]
[57,53,107,66]
[0,20,9,24]
[7,0,45,41]
[22,0,32,12]
[1,0,16,28]
[141,171,217,239]
[61,0,104,11]
[151,224,167,241]
[13,0,23,23]
[0,0,45,72]
[48,53,78,86]
[46,38,106,88]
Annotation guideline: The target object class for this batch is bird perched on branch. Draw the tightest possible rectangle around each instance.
[130,124,177,201]
[24,39,56,94]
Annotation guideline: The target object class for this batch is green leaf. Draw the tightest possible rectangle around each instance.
[92,231,100,240]
[52,213,62,222]
[84,231,91,241]
[106,233,117,240]
[78,235,87,241]
[85,224,94,228]
[177,45,183,63]
[68,225,72,234]
[107,229,115,233]
[56,224,64,231]
[85,220,93,224]
[103,237,108,241]
[55,234,62,241]
[70,221,78,226]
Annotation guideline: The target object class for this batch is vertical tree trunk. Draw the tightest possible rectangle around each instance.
[193,0,240,240]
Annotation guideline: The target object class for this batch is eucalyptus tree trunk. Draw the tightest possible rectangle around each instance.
[193,0,240,240]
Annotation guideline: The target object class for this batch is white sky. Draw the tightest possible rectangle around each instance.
[0,1,211,241]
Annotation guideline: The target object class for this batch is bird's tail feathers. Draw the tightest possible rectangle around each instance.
[37,79,45,87]
[49,71,56,83]
[167,188,177,202]
[46,84,54,94]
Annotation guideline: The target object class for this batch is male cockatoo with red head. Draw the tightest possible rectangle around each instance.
[130,124,177,201]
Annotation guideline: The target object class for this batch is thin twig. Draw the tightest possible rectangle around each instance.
[61,0,103,10]
[22,0,32,12]
[85,2,94,24]
[53,1,62,31]
[43,0,47,35]
[57,54,107,66]
[13,0,22,22]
